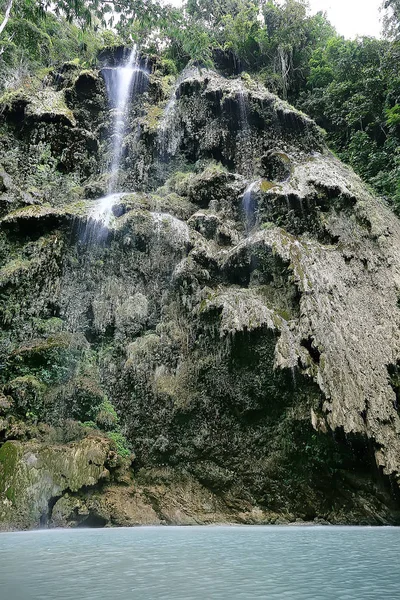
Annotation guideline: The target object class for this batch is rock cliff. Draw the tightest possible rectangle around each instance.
[1,52,400,528]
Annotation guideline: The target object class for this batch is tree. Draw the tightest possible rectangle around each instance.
[258,0,335,98]
[0,0,13,36]
[299,34,400,208]
[186,0,251,27]
[0,0,165,35]
[382,0,400,39]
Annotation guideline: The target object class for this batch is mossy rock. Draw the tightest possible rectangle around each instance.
[13,333,86,358]
[0,88,76,126]
[0,436,128,530]
[260,180,278,192]
[186,164,240,208]
[0,441,20,503]
[4,376,46,420]
[0,393,13,416]
[261,151,292,182]
[143,105,164,133]
[51,375,105,422]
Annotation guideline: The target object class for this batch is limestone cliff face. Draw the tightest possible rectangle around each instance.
[1,55,400,529]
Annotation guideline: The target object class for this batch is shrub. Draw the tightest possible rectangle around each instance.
[106,431,131,458]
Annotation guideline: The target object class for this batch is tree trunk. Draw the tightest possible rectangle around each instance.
[0,0,14,37]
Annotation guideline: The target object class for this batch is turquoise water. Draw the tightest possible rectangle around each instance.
[1,526,399,599]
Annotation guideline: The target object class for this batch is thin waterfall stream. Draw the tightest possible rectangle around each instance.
[242,180,259,230]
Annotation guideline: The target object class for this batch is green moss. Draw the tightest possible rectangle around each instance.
[33,317,65,335]
[15,333,76,357]
[165,171,193,195]
[160,74,177,96]
[274,152,291,163]
[0,89,27,112]
[54,375,105,422]
[276,308,292,322]
[145,105,164,132]
[261,221,276,230]
[1,200,91,224]
[1,87,76,124]
[160,58,178,76]
[80,420,99,430]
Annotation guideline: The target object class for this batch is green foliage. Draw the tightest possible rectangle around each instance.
[386,103,400,126]
[186,0,244,26]
[223,2,261,63]
[153,7,214,69]
[4,375,46,421]
[0,11,101,90]
[106,431,131,457]
[95,398,119,431]
[80,420,99,429]
[299,34,400,209]
[382,0,400,39]
[3,335,81,385]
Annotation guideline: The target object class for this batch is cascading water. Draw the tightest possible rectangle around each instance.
[90,47,148,232]
[104,47,139,195]
[92,193,126,228]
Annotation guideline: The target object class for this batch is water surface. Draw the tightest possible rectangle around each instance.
[1,526,399,599]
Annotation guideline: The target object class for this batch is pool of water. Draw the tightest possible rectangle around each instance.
[0,526,399,599]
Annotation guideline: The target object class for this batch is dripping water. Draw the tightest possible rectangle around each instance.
[158,93,179,160]
[157,66,198,165]
[89,192,126,231]
[237,89,250,133]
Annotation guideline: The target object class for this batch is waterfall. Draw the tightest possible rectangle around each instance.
[91,193,126,227]
[104,47,139,194]
[90,47,148,229]
[242,181,259,230]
